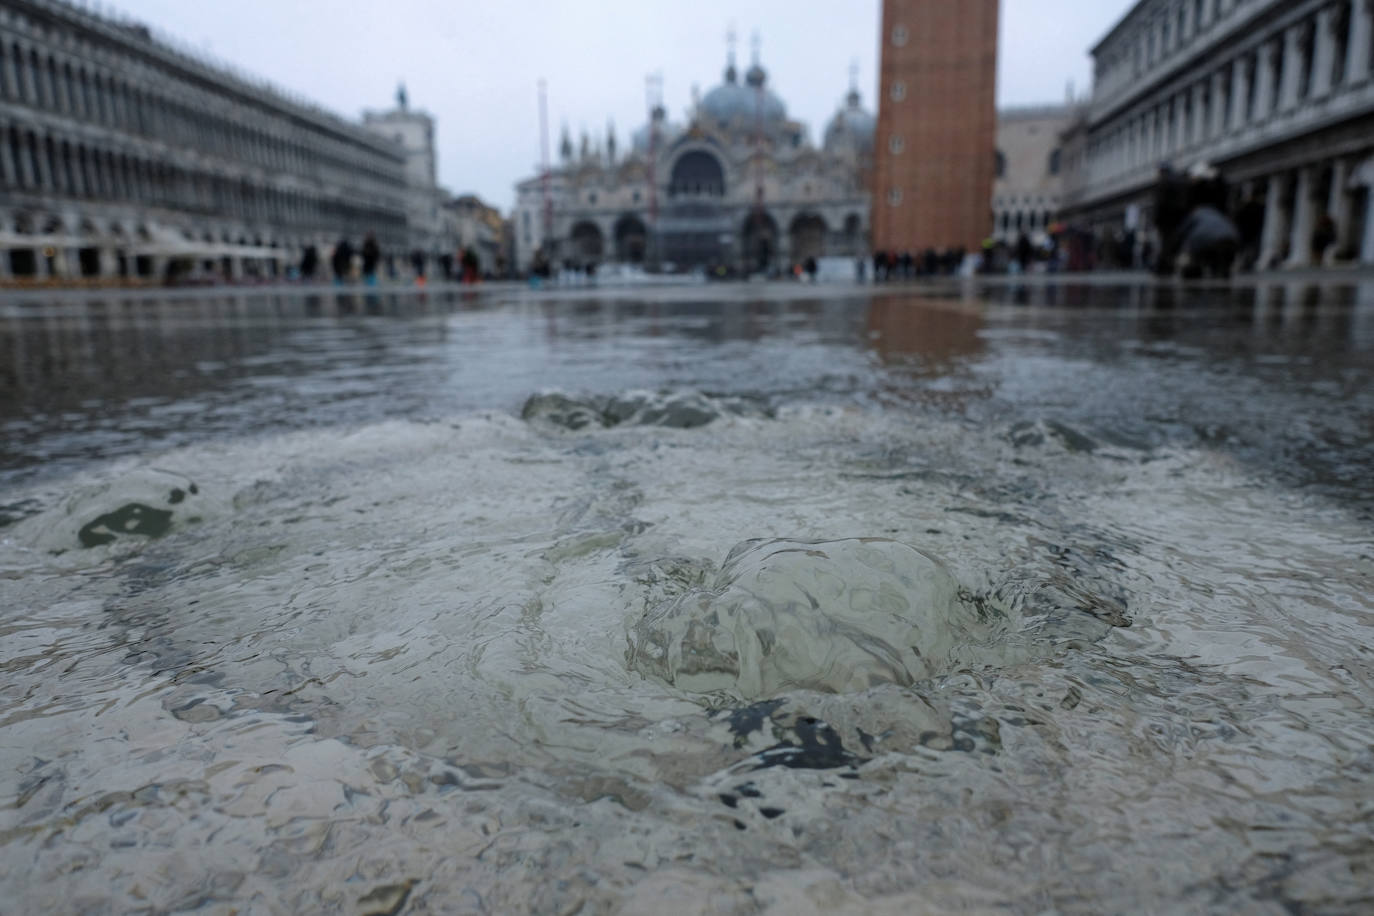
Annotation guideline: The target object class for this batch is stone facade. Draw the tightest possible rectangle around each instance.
[512,47,874,275]
[994,106,1070,243]
[1062,0,1374,266]
[363,86,447,265]
[0,0,409,281]
[872,0,1000,255]
[442,193,506,276]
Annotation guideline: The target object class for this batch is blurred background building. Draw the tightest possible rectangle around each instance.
[0,0,414,282]
[511,40,875,275]
[992,105,1071,245]
[871,0,1001,257]
[1061,0,1374,267]
[442,192,508,277]
[363,86,449,272]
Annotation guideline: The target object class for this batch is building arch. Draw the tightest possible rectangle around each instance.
[569,220,604,263]
[613,213,647,263]
[741,210,779,273]
[669,149,726,198]
[788,212,828,262]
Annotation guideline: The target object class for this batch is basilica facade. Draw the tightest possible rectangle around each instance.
[513,51,875,275]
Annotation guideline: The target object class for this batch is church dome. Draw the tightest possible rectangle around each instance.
[700,58,787,127]
[824,89,875,154]
[631,105,679,153]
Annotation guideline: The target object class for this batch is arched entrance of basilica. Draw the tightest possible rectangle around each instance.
[788,213,827,263]
[570,221,604,265]
[614,214,647,264]
[741,211,778,274]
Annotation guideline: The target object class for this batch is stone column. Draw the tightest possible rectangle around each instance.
[1211,69,1229,138]
[1259,173,1291,268]
[1362,183,1374,264]
[99,248,118,278]
[1342,0,1368,86]
[1329,159,1353,262]
[1230,56,1250,130]
[1173,96,1187,153]
[1286,166,1317,267]
[1254,40,1278,120]
[1311,6,1337,98]
[0,131,15,186]
[1363,192,1374,263]
[33,139,52,191]
[1193,82,1209,146]
[1276,25,1302,112]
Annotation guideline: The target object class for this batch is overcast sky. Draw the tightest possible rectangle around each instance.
[105,0,1135,211]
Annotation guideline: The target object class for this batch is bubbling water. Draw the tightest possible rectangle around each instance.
[628,537,1012,698]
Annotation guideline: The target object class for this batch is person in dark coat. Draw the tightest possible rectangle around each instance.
[331,238,353,283]
[361,234,381,283]
[301,245,318,280]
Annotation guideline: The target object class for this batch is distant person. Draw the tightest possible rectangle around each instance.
[331,238,353,283]
[1015,233,1033,273]
[855,257,866,283]
[301,245,319,280]
[804,256,818,282]
[1169,206,1241,279]
[362,234,381,285]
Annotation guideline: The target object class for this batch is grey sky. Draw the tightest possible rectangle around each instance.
[106,0,1135,211]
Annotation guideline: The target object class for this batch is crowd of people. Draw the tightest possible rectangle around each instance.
[293,234,487,285]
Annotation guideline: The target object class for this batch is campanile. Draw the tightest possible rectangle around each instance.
[871,0,999,256]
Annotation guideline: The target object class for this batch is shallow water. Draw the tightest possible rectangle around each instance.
[1,280,1372,913]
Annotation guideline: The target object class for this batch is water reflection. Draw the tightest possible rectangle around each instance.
[866,295,985,369]
[1,281,1371,494]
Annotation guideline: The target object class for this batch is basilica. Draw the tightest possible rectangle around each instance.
[513,47,875,275]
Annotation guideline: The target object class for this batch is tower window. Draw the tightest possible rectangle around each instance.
[892,25,909,47]
[887,188,902,206]
[890,81,907,102]
[889,135,905,154]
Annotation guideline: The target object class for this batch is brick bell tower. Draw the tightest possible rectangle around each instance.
[871,0,1000,257]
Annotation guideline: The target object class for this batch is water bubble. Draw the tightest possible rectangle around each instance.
[628,538,1011,699]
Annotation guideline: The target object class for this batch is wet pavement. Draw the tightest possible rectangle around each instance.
[0,278,1371,912]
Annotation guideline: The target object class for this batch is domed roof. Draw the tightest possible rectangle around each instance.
[700,58,787,126]
[824,89,875,154]
[631,105,679,153]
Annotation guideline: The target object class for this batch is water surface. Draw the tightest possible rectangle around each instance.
[1,280,1371,913]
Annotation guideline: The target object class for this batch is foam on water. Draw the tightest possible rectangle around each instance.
[1,387,1371,912]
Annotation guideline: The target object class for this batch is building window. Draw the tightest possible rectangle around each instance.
[892,25,909,47]
[890,81,907,102]
[1048,148,1061,177]
[995,150,1006,178]
[588,192,598,204]
[887,188,902,206]
[889,135,904,154]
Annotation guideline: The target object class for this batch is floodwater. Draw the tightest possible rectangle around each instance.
[0,280,1371,914]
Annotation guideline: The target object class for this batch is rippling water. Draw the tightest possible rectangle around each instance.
[2,280,1372,913]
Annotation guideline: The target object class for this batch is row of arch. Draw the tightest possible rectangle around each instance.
[0,121,407,243]
[0,33,403,192]
[566,210,865,265]
[995,208,1058,238]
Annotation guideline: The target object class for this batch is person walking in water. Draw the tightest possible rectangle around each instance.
[331,238,353,284]
[362,234,381,286]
